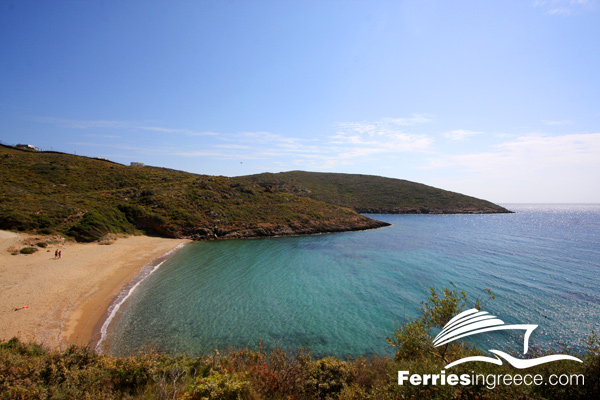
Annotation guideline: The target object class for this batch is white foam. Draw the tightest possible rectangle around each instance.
[94,243,187,353]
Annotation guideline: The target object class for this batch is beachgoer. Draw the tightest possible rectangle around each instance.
[55,249,58,258]
[58,250,62,259]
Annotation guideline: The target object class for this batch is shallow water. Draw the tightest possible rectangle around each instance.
[105,204,600,357]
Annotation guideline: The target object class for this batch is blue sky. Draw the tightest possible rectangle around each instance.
[1,0,599,203]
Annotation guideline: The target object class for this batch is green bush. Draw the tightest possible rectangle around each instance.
[182,373,252,400]
[19,247,38,254]
[118,203,169,235]
[67,207,134,242]
[0,211,34,231]
[307,357,354,399]
[387,284,493,363]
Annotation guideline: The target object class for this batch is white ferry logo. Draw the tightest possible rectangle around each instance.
[434,308,583,369]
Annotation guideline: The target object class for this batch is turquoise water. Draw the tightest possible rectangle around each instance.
[106,204,600,358]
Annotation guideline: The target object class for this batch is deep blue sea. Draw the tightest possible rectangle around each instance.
[104,204,600,358]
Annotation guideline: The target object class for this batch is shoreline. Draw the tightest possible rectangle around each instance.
[92,242,188,353]
[0,230,189,349]
[0,223,387,352]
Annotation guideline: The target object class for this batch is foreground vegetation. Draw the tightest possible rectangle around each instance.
[0,145,386,242]
[1,287,598,399]
[240,171,511,214]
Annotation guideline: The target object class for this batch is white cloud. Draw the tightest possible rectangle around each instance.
[423,133,600,201]
[83,133,121,139]
[381,114,432,126]
[547,7,573,15]
[138,126,219,136]
[36,116,220,137]
[38,114,434,170]
[497,133,600,166]
[169,117,434,170]
[444,129,482,141]
[542,119,572,126]
[67,141,143,151]
[235,131,302,145]
[270,116,433,168]
[332,117,433,151]
[173,150,264,160]
[425,133,600,171]
[171,130,327,164]
[214,144,252,150]
[333,122,378,135]
[533,0,595,15]
[35,117,133,129]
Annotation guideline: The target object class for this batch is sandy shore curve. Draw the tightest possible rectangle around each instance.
[0,230,189,349]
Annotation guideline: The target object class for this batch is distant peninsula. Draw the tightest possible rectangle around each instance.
[0,145,509,242]
[239,171,511,214]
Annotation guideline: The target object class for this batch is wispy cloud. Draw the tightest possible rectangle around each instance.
[534,0,595,15]
[138,126,220,136]
[36,114,435,170]
[381,114,432,126]
[173,130,324,162]
[35,117,134,129]
[542,119,572,125]
[170,117,434,169]
[424,132,600,202]
[444,129,482,141]
[36,116,220,137]
[214,144,253,150]
[424,132,600,172]
[234,131,303,146]
[82,133,121,139]
[173,150,264,160]
[332,116,433,151]
[67,141,144,151]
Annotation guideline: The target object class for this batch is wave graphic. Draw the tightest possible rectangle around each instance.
[444,350,583,369]
[436,308,583,369]
[433,308,537,353]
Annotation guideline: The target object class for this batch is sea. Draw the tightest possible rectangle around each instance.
[102,204,600,358]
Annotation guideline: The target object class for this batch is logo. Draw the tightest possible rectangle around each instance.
[434,308,583,369]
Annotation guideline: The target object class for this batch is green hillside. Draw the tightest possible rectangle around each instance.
[0,145,387,241]
[239,171,510,214]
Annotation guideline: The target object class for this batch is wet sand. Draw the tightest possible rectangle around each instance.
[0,230,189,349]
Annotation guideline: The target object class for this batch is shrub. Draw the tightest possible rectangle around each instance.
[19,247,38,255]
[0,211,34,231]
[307,357,354,399]
[0,290,598,400]
[387,284,493,363]
[181,373,252,400]
[118,203,171,236]
[67,207,135,242]
[33,214,53,229]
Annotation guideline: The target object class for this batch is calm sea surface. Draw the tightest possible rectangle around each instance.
[105,204,600,358]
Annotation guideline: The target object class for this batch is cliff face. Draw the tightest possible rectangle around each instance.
[239,171,511,215]
[354,206,507,214]
[186,215,390,240]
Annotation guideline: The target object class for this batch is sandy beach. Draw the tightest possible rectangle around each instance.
[0,230,189,349]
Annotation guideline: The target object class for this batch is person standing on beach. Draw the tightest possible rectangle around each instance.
[58,250,61,259]
[55,249,58,259]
